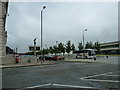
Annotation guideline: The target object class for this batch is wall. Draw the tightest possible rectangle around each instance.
[0,1,8,62]
[0,1,3,62]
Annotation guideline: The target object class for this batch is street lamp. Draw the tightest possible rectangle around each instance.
[40,5,46,64]
[83,29,87,49]
[45,45,47,49]
[83,29,87,58]
[33,38,37,56]
[56,41,58,55]
[56,41,58,45]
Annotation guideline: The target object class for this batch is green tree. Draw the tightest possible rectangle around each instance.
[53,45,58,55]
[58,42,66,56]
[85,41,94,49]
[78,42,83,50]
[71,43,75,52]
[94,41,100,54]
[36,51,41,55]
[42,48,49,55]
[49,46,54,54]
[65,40,72,58]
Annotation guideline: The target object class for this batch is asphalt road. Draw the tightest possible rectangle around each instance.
[2,56,119,89]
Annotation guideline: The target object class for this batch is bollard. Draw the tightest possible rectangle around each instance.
[15,55,20,63]
[28,58,31,63]
[106,56,108,58]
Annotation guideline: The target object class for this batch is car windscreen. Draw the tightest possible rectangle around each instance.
[89,50,95,55]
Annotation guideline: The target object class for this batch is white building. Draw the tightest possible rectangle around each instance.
[0,0,8,60]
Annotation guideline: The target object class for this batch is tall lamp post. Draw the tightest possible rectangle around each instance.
[83,29,87,49]
[56,41,58,55]
[45,45,47,49]
[83,29,87,58]
[41,5,46,64]
[33,38,37,56]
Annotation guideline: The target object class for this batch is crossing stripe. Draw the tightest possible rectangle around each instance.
[23,83,51,89]
[80,71,120,83]
[53,83,96,89]
[80,72,112,79]
[82,78,120,83]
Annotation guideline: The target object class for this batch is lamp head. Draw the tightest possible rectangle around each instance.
[43,6,46,9]
[85,29,87,31]
[34,38,37,42]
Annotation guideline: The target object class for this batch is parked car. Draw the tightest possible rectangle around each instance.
[44,55,53,60]
[39,55,53,60]
[52,55,65,61]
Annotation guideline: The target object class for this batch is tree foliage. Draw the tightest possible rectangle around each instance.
[42,48,49,55]
[78,42,83,50]
[53,45,58,55]
[85,41,94,49]
[71,43,75,52]
[26,40,101,55]
[58,42,66,56]
[94,41,100,52]
[49,46,54,54]
[65,41,72,54]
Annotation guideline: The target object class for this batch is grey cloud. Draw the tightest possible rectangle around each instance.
[6,2,118,52]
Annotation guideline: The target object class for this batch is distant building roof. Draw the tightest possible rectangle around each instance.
[100,41,120,47]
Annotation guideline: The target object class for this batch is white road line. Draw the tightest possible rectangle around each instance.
[53,83,96,89]
[83,79,120,83]
[23,83,51,89]
[80,72,120,83]
[80,71,120,83]
[80,72,113,79]
[103,75,119,77]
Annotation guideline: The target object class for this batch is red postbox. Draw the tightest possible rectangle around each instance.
[15,55,19,63]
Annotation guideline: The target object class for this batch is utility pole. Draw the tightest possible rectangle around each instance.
[83,29,87,58]
[40,5,46,64]
[33,38,37,56]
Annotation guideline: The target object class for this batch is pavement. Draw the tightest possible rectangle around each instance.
[0,59,99,69]
[0,61,56,69]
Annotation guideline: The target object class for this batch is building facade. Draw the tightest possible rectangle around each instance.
[29,46,40,52]
[0,0,8,60]
[100,41,120,54]
[6,46,14,54]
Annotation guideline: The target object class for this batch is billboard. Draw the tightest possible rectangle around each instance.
[29,46,40,51]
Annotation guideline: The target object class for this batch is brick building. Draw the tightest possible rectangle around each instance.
[0,0,8,60]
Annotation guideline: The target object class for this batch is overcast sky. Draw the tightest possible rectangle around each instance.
[6,1,118,53]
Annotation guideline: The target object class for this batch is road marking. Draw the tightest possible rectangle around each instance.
[80,71,120,83]
[23,83,51,89]
[103,75,119,77]
[53,83,96,89]
[21,83,97,89]
[80,72,112,79]
[82,79,120,83]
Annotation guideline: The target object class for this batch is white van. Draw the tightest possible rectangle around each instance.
[73,49,96,60]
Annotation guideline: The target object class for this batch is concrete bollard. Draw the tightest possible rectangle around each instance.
[106,56,108,58]
[28,58,31,63]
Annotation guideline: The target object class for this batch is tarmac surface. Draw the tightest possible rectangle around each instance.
[2,56,119,89]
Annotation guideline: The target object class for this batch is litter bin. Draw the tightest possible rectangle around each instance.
[15,56,20,63]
